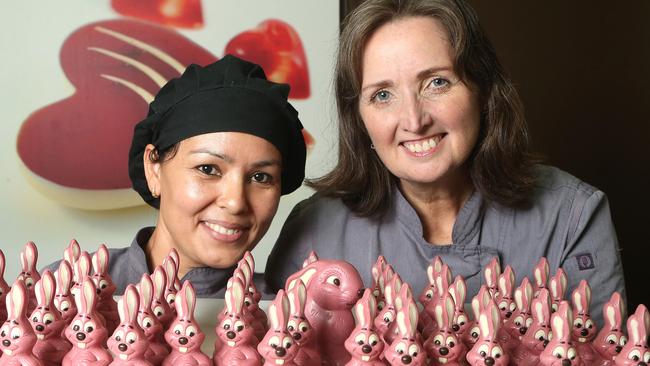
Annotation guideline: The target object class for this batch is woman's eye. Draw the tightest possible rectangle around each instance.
[198,165,218,175]
[251,172,272,184]
[429,77,449,89]
[372,90,391,103]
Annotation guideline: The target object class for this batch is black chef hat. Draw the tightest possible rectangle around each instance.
[128,55,306,208]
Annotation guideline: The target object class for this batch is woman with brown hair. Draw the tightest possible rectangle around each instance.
[265,0,624,327]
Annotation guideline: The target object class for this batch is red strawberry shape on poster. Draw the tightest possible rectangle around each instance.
[111,0,204,29]
[16,19,216,209]
[225,19,310,99]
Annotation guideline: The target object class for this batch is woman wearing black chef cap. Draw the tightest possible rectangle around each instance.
[69,55,306,297]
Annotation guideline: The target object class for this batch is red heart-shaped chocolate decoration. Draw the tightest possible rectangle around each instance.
[16,19,216,200]
[225,19,310,99]
[111,0,204,29]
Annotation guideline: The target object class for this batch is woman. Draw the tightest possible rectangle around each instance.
[265,0,624,326]
[49,55,306,297]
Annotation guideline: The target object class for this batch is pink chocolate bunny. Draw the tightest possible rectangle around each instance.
[136,273,169,365]
[461,287,487,349]
[162,281,211,366]
[63,240,81,269]
[495,266,516,322]
[71,252,92,300]
[243,252,263,304]
[532,258,550,297]
[418,257,441,335]
[383,292,426,366]
[422,262,452,338]
[258,290,298,366]
[370,255,386,311]
[167,249,182,292]
[466,297,510,366]
[162,254,179,313]
[344,288,384,366]
[613,304,649,366]
[501,277,533,351]
[285,258,364,366]
[0,250,10,324]
[592,292,627,365]
[375,272,402,345]
[54,260,77,325]
[30,270,72,366]
[18,241,41,314]
[571,280,598,363]
[512,288,553,366]
[483,257,501,299]
[549,269,567,313]
[91,244,119,334]
[236,259,267,341]
[287,280,320,366]
[213,277,262,366]
[62,278,112,366]
[448,275,473,341]
[0,280,43,366]
[538,301,584,366]
[107,284,151,365]
[151,265,174,329]
[424,291,467,366]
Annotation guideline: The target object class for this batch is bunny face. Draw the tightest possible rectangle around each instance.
[304,262,364,310]
[164,281,204,354]
[0,281,37,357]
[384,336,426,365]
[571,280,596,344]
[65,278,108,349]
[384,293,426,366]
[218,313,255,347]
[91,244,117,299]
[54,260,77,323]
[108,285,148,361]
[466,299,510,366]
[425,293,467,364]
[539,301,582,366]
[344,328,384,361]
[614,304,650,366]
[136,274,164,341]
[151,265,174,326]
[461,322,480,347]
[18,241,40,291]
[258,290,298,364]
[519,289,552,355]
[30,270,65,340]
[593,292,626,360]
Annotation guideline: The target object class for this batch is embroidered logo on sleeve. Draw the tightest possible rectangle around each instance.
[576,253,595,270]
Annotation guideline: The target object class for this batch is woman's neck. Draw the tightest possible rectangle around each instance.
[145,225,195,279]
[399,170,474,245]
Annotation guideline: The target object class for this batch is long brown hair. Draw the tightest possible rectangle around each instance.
[309,0,538,216]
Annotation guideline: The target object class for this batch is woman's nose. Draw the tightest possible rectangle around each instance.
[398,94,430,133]
[217,179,248,214]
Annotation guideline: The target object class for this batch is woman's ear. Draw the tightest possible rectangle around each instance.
[143,143,161,197]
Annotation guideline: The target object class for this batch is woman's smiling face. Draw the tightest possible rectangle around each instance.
[148,132,282,269]
[358,16,481,190]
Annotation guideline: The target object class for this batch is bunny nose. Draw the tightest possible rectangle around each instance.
[2,340,9,347]
[179,337,188,345]
[519,326,528,335]
[35,325,44,332]
[76,333,86,341]
[580,329,588,337]
[561,359,571,366]
[615,345,622,353]
[293,333,302,340]
[484,357,495,366]
[543,340,549,347]
[357,289,364,298]
[401,355,412,364]
[96,288,102,294]
[362,344,372,354]
[439,347,449,355]
[275,347,286,357]
[118,343,128,352]
[227,331,236,339]
[505,311,512,318]
[452,324,460,332]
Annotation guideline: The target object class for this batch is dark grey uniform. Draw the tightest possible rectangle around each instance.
[265,165,626,327]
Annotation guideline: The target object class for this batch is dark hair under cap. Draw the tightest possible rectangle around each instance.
[128,54,306,208]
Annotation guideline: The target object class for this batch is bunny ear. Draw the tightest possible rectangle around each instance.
[288,279,306,317]
[449,275,466,307]
[56,260,73,295]
[152,265,167,299]
[549,268,567,300]
[533,257,549,291]
[77,252,91,279]
[287,267,317,291]
[8,280,28,320]
[78,278,97,314]
[571,280,590,315]
[627,304,650,346]
[552,301,572,342]
[176,281,196,319]
[64,239,81,265]
[243,251,256,272]
[163,255,177,285]
[484,257,501,291]
[479,299,500,340]
[395,282,411,312]
[139,273,153,309]
[236,261,252,288]
[434,264,451,299]
[434,292,455,329]
[119,285,140,323]
[354,289,374,328]
[302,250,319,268]
[169,248,180,269]
[396,297,418,338]
[92,244,110,275]
[227,277,245,315]
[36,270,56,306]
[372,256,386,286]
[269,290,289,330]
[497,266,515,299]
[514,277,532,312]
[532,289,551,325]
[23,241,38,271]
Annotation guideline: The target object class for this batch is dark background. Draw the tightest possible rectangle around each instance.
[341,1,650,314]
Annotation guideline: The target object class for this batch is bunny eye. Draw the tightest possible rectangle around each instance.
[355,333,366,345]
[126,332,137,344]
[173,324,183,335]
[268,336,280,348]
[457,315,468,325]
[43,314,55,324]
[643,351,650,362]
[552,346,566,358]
[525,317,533,328]
[299,322,309,332]
[574,318,584,328]
[372,289,380,298]
[446,336,456,348]
[514,316,524,327]
[25,278,34,287]
[244,299,251,307]
[369,334,379,346]
[99,280,109,290]
[32,316,39,323]
[287,320,297,332]
[0,326,8,337]
[425,289,434,299]
[166,293,176,304]
[143,317,154,329]
[534,330,547,341]
[498,301,508,311]
[433,335,443,346]
[628,350,642,361]
[395,342,406,354]
[491,346,503,358]
[72,320,83,331]
[509,303,517,312]
[326,276,341,286]
[408,344,419,357]
[59,300,70,312]
[619,336,627,346]
[477,344,489,357]
[153,306,164,317]
[470,326,480,339]
[585,319,594,329]
[115,330,124,342]
[283,337,292,349]
[383,311,394,323]
[185,325,197,337]
[234,321,244,332]
[567,347,577,360]
[606,334,618,345]
[84,323,94,333]
[378,301,385,310]
[10,327,21,339]
[551,303,558,312]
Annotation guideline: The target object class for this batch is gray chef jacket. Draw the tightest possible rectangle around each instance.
[264,165,626,327]
[45,227,272,298]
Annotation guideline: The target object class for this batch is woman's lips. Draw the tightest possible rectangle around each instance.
[401,134,446,156]
[202,221,245,243]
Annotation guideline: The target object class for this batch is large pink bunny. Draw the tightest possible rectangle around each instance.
[465,297,509,366]
[375,273,402,345]
[495,266,516,322]
[30,270,72,366]
[162,281,211,366]
[285,258,364,366]
[151,265,174,329]
[532,258,550,297]
[383,291,426,366]
[0,280,43,366]
[136,273,169,364]
[213,277,261,366]
[501,277,533,352]
[258,290,298,366]
[571,280,598,363]
[424,291,467,366]
[53,260,77,325]
[91,244,119,334]
[512,288,552,366]
[448,275,473,341]
[592,292,627,365]
[344,288,384,366]
[0,250,10,324]
[17,242,41,314]
[287,280,320,366]
[62,278,112,366]
[548,269,567,313]
[613,304,649,366]
[483,257,501,299]
[107,284,151,365]
[538,301,584,366]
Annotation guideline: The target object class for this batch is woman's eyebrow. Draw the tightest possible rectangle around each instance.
[252,159,282,169]
[361,80,392,94]
[416,66,453,79]
[190,148,231,163]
